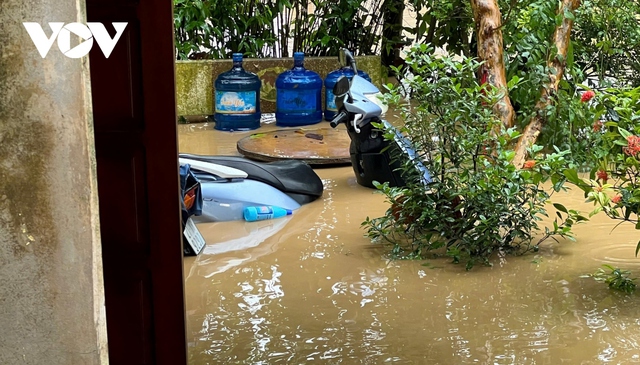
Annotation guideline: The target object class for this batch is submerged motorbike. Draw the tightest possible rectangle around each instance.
[329,49,431,189]
[179,154,323,222]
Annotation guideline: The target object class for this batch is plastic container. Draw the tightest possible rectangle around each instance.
[275,52,323,126]
[324,67,372,120]
[243,205,292,222]
[213,53,261,131]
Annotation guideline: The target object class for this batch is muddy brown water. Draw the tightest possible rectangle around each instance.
[179,122,640,364]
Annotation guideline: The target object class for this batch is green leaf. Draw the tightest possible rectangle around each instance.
[566,40,574,69]
[636,240,640,257]
[507,76,521,89]
[563,168,578,182]
[564,8,575,21]
[553,203,568,214]
[555,13,563,26]
[618,127,633,139]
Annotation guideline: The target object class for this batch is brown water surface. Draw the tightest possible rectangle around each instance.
[179,122,640,364]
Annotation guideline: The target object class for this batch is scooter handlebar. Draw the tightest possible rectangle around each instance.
[330,110,349,128]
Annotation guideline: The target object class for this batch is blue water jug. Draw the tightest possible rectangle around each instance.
[275,52,323,127]
[324,67,372,120]
[214,53,261,131]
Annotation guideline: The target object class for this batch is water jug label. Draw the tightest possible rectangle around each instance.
[326,89,338,112]
[215,91,257,114]
[277,90,317,113]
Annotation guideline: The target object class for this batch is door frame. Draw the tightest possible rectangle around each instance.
[88,0,188,363]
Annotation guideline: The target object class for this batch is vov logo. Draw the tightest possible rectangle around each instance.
[23,22,128,59]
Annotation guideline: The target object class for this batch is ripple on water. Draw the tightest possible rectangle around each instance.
[588,242,640,266]
[566,216,640,267]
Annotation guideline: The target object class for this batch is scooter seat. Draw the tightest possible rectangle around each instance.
[179,154,323,205]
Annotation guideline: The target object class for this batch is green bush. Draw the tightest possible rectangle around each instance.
[173,0,387,60]
[488,0,639,159]
[363,45,587,269]
[173,0,283,60]
[564,86,640,248]
[573,0,640,88]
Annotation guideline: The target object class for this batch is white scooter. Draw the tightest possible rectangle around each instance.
[329,49,431,188]
[179,155,324,222]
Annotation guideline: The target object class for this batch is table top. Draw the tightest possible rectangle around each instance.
[236,127,351,165]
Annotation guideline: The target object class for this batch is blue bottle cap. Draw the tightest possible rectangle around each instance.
[232,53,243,62]
[243,206,258,221]
[293,52,304,61]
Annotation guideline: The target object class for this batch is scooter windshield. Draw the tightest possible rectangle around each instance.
[350,75,379,94]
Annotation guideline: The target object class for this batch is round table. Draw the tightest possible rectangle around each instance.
[237,127,352,165]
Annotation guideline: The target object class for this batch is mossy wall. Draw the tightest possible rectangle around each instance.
[176,55,383,116]
[0,0,108,363]
[175,60,214,116]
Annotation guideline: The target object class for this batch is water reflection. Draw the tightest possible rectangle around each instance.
[180,124,640,364]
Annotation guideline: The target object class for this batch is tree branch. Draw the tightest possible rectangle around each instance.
[512,0,581,169]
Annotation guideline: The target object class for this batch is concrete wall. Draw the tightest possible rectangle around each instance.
[0,1,108,364]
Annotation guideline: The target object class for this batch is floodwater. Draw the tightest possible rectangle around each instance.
[179,122,640,364]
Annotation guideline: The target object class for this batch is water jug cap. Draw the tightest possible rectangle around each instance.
[293,52,304,61]
[232,53,243,62]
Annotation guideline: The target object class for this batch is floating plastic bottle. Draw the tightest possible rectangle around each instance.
[324,67,372,120]
[243,205,292,222]
[213,53,261,131]
[275,52,323,126]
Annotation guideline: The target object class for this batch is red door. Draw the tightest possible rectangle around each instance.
[86,0,187,364]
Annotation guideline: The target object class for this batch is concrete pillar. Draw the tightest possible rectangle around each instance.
[0,1,108,364]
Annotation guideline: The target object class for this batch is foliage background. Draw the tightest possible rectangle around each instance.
[173,0,389,59]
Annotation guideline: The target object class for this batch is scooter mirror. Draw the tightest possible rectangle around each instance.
[333,76,350,97]
[338,48,355,68]
[338,49,348,67]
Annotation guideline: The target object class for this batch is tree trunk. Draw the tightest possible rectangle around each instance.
[470,0,515,129]
[381,0,405,68]
[512,0,581,168]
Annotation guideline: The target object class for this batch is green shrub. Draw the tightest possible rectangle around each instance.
[564,86,640,251]
[173,0,387,60]
[363,44,587,269]
[173,0,284,60]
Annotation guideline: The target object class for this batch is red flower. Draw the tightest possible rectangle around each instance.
[623,135,640,156]
[596,170,608,182]
[523,160,536,169]
[612,195,622,204]
[581,90,595,103]
[593,120,604,132]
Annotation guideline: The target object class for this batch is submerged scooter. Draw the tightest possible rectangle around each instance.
[329,49,431,188]
[179,154,323,222]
